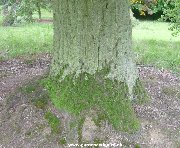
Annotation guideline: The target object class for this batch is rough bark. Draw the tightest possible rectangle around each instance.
[51,0,138,98]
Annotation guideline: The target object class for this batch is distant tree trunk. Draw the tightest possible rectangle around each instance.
[2,3,9,16]
[27,11,33,22]
[36,2,42,20]
[51,0,138,99]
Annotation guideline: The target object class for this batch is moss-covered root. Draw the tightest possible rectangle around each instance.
[42,73,149,133]
[133,78,150,104]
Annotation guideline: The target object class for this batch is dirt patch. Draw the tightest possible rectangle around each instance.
[34,19,53,23]
[0,56,180,147]
[0,54,50,98]
[132,67,180,148]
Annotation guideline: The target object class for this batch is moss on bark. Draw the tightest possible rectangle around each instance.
[49,0,149,135]
[51,0,138,98]
[42,69,149,133]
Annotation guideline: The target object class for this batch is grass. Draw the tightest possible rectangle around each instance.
[44,111,61,134]
[0,13,53,59]
[0,17,179,73]
[133,21,180,73]
[32,9,53,19]
[0,23,53,58]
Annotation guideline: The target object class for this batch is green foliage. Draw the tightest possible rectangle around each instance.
[2,0,52,25]
[44,111,61,134]
[42,71,140,133]
[2,12,15,26]
[15,0,52,23]
[131,0,174,16]
[162,0,180,35]
[2,1,20,26]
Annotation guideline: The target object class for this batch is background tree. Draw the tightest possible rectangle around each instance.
[1,0,9,16]
[17,0,52,21]
[34,0,52,20]
[2,0,20,26]
[2,0,52,25]
[163,0,180,35]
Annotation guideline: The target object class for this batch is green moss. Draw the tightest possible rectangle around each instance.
[24,59,34,65]
[21,84,36,94]
[44,111,61,134]
[93,112,108,127]
[162,86,179,97]
[177,93,180,99]
[25,131,32,137]
[59,138,67,145]
[42,70,143,133]
[78,117,85,143]
[133,78,150,104]
[135,144,141,148]
[32,97,48,109]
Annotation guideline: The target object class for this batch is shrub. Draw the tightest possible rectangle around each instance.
[162,0,180,35]
[131,0,174,16]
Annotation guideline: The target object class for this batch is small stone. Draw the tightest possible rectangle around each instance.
[0,97,3,101]
[43,127,51,136]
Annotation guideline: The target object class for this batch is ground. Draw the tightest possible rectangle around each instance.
[0,54,180,148]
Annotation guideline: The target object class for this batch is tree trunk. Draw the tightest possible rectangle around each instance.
[51,0,138,99]
[2,3,9,16]
[36,2,42,20]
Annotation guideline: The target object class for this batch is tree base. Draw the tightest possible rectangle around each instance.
[43,71,149,135]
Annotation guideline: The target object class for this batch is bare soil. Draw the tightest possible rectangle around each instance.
[34,19,53,23]
[0,55,180,148]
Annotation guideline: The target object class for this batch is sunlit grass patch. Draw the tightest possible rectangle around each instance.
[0,23,53,59]
[133,21,180,73]
[32,9,53,20]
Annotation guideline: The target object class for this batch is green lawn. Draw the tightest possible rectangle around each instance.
[32,9,53,19]
[0,16,179,73]
[0,22,53,59]
[133,21,180,73]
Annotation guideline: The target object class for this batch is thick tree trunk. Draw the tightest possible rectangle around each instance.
[51,0,138,99]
